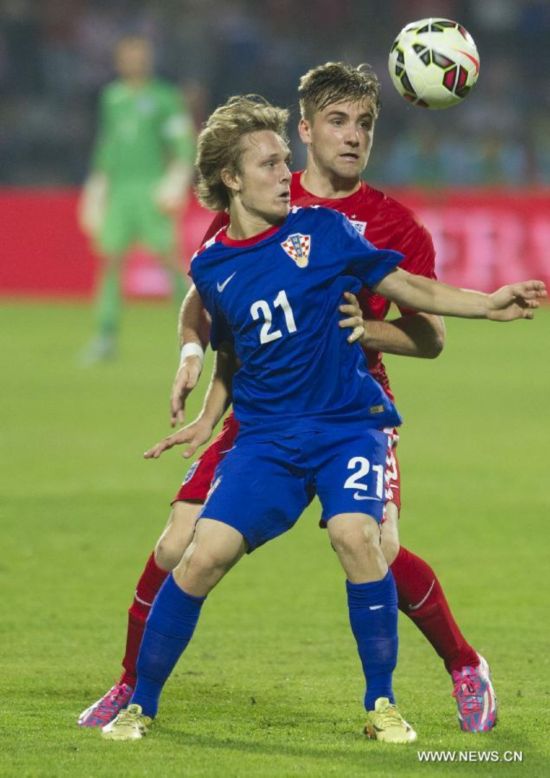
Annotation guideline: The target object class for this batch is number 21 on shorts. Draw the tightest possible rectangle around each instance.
[344,456,384,501]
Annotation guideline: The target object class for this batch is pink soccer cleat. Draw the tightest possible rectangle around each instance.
[452,654,497,733]
[78,682,134,728]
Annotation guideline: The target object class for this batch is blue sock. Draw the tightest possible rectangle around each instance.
[130,574,205,717]
[346,571,398,711]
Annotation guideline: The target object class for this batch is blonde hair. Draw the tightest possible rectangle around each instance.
[298,62,381,121]
[196,95,289,211]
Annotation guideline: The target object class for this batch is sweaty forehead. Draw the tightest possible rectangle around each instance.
[240,130,289,158]
[318,97,376,119]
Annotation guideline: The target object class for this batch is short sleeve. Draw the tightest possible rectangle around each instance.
[190,260,233,352]
[335,213,403,288]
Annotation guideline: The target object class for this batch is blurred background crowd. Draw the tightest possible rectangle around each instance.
[2,0,550,189]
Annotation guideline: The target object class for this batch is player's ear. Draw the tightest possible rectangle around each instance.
[298,117,312,144]
[221,167,241,194]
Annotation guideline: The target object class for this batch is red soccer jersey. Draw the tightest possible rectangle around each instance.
[290,172,437,400]
[198,171,437,400]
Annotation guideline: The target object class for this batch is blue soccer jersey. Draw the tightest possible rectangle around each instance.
[190,206,403,434]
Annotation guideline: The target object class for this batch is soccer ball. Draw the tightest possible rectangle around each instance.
[388,18,480,109]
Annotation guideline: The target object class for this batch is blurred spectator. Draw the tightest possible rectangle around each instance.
[0,0,549,186]
[384,123,449,187]
[77,35,195,364]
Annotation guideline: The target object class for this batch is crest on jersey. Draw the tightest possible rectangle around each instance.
[349,219,367,236]
[182,461,199,485]
[280,233,311,268]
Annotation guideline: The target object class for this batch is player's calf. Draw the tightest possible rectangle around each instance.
[327,513,386,582]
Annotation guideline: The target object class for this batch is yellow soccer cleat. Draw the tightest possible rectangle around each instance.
[364,697,417,744]
[101,704,153,741]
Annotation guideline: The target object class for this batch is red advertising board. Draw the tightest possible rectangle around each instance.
[1,188,549,297]
[397,189,550,291]
[0,188,213,298]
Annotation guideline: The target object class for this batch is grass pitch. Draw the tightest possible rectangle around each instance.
[1,300,549,777]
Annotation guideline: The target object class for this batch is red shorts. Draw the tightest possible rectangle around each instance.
[173,413,240,503]
[174,414,402,514]
[383,428,401,515]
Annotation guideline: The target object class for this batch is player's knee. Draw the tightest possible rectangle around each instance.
[360,519,383,550]
[330,518,380,558]
[179,541,232,583]
[154,534,185,571]
[381,532,400,565]
[154,502,200,570]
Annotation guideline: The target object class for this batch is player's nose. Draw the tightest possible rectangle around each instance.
[343,127,360,146]
[281,163,291,181]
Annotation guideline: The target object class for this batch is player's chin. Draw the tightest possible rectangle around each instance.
[271,199,290,218]
[334,159,364,178]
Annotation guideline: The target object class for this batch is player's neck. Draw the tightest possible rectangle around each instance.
[227,206,285,241]
[301,167,362,199]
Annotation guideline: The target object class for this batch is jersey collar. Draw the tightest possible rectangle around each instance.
[218,222,283,248]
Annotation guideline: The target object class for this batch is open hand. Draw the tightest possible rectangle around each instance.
[145,417,213,460]
[488,281,546,321]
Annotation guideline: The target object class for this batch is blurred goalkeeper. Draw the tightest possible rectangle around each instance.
[78,36,195,363]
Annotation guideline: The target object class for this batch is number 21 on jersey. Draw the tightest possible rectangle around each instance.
[250,289,297,344]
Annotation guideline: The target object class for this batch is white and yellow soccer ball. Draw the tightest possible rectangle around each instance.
[388,18,480,109]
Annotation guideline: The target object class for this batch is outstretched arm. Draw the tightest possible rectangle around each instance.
[374,269,546,321]
[148,343,236,460]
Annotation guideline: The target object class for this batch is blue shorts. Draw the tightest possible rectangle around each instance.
[198,427,391,551]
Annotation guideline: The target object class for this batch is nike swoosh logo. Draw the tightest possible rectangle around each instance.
[369,605,384,611]
[407,579,435,611]
[353,492,378,501]
[216,272,236,293]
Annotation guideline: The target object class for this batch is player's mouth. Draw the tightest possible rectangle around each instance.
[339,152,360,162]
[278,190,290,202]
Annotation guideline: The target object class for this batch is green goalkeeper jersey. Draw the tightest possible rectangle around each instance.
[92,78,194,183]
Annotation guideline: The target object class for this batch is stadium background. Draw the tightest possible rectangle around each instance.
[1,0,550,296]
[1,1,549,776]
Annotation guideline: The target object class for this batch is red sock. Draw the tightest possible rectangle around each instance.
[119,553,169,687]
[391,546,479,675]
